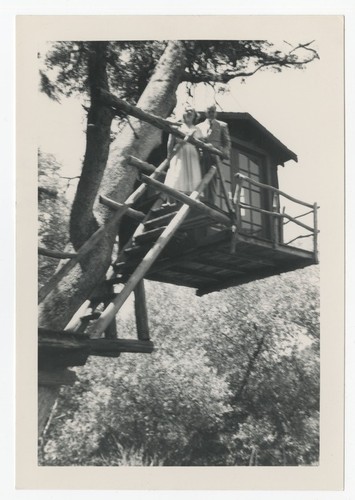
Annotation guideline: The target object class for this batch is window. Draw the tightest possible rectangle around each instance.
[213,157,232,212]
[237,152,264,236]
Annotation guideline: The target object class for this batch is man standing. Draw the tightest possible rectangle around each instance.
[197,103,231,161]
[197,103,231,199]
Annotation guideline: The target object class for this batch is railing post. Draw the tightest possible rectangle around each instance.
[230,174,243,253]
[272,192,279,248]
[233,174,243,232]
[313,202,319,264]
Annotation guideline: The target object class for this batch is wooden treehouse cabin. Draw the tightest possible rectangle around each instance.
[38,93,319,385]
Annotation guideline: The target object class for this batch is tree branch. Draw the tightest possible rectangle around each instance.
[182,41,319,85]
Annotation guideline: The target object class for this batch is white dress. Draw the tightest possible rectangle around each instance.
[164,124,202,193]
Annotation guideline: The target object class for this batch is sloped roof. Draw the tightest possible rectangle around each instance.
[199,111,298,164]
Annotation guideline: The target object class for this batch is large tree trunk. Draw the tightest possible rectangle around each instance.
[70,41,114,248]
[38,41,186,436]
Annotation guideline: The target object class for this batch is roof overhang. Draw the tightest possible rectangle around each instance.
[199,111,298,165]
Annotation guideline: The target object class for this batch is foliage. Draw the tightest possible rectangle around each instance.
[39,41,165,104]
[40,266,319,466]
[39,40,319,104]
[38,150,71,288]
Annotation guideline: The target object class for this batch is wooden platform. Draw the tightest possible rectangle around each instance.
[116,203,317,296]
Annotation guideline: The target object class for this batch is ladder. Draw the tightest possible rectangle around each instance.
[38,139,232,367]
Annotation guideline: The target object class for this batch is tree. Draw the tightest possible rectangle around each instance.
[38,39,319,433]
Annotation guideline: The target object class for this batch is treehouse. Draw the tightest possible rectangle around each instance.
[116,111,319,296]
[38,95,319,374]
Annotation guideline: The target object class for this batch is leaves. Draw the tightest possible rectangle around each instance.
[40,266,319,466]
[38,150,71,288]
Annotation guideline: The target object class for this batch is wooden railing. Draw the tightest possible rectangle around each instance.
[232,173,319,262]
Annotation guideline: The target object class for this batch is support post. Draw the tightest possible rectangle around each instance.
[134,280,150,340]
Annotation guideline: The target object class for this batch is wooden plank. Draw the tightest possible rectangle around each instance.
[90,167,217,338]
[134,280,150,341]
[141,174,231,226]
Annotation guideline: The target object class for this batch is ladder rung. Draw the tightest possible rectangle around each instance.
[80,311,101,321]
[90,293,118,303]
[134,226,167,244]
[144,211,178,229]
[123,243,152,257]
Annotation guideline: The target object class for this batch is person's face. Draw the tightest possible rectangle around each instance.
[206,106,217,121]
[183,110,195,125]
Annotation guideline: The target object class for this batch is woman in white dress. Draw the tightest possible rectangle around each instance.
[164,106,202,197]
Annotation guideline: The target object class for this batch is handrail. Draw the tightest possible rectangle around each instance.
[238,202,315,233]
[235,173,314,209]
[232,173,319,258]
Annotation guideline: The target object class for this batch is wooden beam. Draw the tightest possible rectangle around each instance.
[134,280,150,340]
[90,167,217,338]
[38,247,77,259]
[140,174,231,226]
[89,338,154,355]
[98,88,227,159]
[99,196,145,221]
[38,328,154,360]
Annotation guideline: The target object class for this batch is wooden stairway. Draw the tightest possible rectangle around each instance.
[38,146,222,368]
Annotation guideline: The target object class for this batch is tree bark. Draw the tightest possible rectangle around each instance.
[38,41,187,435]
[70,41,115,249]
